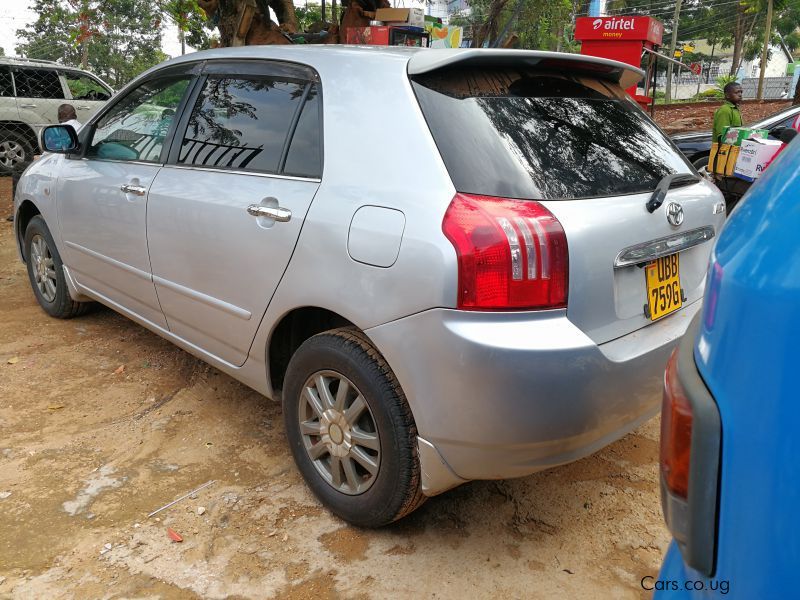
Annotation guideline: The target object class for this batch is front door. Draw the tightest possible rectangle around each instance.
[147,64,323,365]
[62,70,113,124]
[57,75,194,328]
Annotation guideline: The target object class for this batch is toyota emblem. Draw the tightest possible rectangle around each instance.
[666,202,684,227]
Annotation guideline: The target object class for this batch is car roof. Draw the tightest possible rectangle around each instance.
[143,46,643,89]
[755,104,800,129]
[0,56,62,68]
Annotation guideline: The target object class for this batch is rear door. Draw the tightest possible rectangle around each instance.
[146,61,323,366]
[412,64,725,343]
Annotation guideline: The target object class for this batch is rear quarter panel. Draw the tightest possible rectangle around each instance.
[249,49,460,365]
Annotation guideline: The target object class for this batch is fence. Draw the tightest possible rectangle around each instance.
[653,74,793,102]
[740,76,793,100]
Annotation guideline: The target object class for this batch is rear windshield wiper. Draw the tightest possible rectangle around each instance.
[646,173,702,213]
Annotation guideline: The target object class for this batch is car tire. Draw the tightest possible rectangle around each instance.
[282,327,425,527]
[0,128,34,176]
[24,216,92,319]
[692,155,710,171]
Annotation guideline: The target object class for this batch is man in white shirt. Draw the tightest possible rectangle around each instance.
[58,104,82,132]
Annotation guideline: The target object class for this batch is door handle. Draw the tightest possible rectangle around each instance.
[120,184,147,196]
[76,105,91,110]
[19,103,37,108]
[247,204,291,222]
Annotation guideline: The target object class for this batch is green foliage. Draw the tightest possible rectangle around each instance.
[159,0,214,52]
[715,74,739,96]
[700,87,723,99]
[16,0,167,88]
[295,4,324,31]
[451,0,580,50]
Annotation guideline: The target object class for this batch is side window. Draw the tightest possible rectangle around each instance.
[14,69,64,99]
[65,73,112,101]
[0,68,13,97]
[87,77,191,163]
[178,76,305,172]
[283,84,322,178]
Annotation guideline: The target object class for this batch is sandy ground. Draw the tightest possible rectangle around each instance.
[0,177,669,599]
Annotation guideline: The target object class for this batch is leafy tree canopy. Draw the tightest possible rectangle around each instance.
[16,0,171,87]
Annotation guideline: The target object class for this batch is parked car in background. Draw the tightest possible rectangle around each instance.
[657,138,800,597]
[14,46,725,527]
[671,104,800,170]
[0,57,113,174]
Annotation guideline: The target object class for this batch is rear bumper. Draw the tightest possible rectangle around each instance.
[366,300,701,494]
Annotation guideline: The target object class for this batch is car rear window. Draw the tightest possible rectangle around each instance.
[412,67,692,200]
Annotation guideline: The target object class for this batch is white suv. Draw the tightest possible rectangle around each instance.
[0,57,113,174]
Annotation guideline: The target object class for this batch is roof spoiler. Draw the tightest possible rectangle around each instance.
[407,49,644,90]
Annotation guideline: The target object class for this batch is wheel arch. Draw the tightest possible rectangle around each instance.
[0,121,40,153]
[267,306,357,393]
[15,199,42,261]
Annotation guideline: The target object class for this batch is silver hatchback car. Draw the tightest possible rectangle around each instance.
[14,46,725,526]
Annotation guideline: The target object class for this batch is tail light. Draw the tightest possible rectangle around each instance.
[660,320,721,577]
[442,193,568,311]
[660,348,693,499]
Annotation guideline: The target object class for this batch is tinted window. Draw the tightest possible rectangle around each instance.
[179,77,305,172]
[88,77,190,162]
[65,73,111,101]
[14,69,64,99]
[413,68,692,200]
[283,84,321,178]
[0,68,13,97]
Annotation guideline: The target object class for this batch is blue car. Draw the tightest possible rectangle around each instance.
[654,138,800,598]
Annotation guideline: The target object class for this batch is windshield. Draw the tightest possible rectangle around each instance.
[412,68,692,200]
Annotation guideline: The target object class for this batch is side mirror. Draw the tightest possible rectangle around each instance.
[41,125,79,153]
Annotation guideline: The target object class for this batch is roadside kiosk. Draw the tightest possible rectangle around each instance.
[574,16,664,111]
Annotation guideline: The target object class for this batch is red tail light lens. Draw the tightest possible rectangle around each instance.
[660,348,694,500]
[442,193,569,310]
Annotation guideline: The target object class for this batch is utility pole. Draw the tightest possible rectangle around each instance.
[665,0,683,103]
[757,0,774,101]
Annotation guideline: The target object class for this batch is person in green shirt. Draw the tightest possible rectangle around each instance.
[712,82,743,144]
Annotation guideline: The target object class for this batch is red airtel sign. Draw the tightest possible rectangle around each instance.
[574,16,664,45]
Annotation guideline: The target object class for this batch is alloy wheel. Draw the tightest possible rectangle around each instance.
[30,234,57,302]
[0,140,26,169]
[298,371,381,495]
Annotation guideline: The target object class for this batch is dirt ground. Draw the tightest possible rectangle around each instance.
[0,177,670,599]
[652,99,792,134]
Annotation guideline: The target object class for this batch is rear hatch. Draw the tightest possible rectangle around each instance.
[410,51,724,344]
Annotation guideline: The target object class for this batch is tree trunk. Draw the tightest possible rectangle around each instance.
[198,0,297,45]
[730,3,744,77]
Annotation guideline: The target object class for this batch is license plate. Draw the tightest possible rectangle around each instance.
[645,254,682,321]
